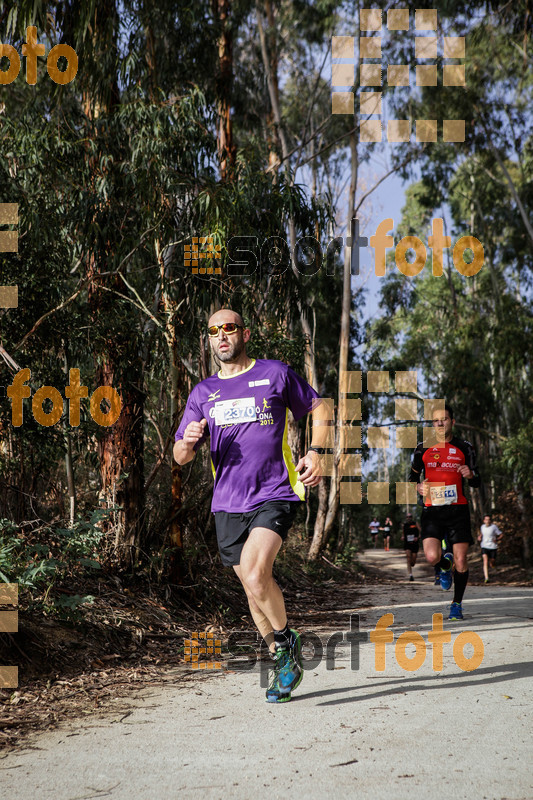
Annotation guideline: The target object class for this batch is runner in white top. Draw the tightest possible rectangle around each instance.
[477,514,503,583]
[369,517,380,549]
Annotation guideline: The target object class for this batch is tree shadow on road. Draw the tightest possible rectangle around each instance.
[298,659,533,706]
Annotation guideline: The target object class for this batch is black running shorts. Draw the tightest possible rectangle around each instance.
[420,505,473,546]
[404,543,419,553]
[481,547,497,559]
[214,500,300,566]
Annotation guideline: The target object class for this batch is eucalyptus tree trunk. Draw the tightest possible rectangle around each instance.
[256,1,318,387]
[215,0,236,181]
[84,0,145,566]
[308,130,358,560]
[256,0,318,485]
[155,238,185,582]
[63,348,76,525]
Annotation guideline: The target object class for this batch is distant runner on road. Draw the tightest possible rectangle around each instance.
[403,513,420,581]
[174,309,327,703]
[369,517,380,549]
[409,403,481,619]
[478,514,503,583]
[382,516,393,552]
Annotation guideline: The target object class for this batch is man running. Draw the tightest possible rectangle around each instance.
[174,309,326,703]
[403,513,420,581]
[409,403,481,619]
[478,514,503,583]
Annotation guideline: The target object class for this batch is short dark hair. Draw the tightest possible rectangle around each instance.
[445,403,454,419]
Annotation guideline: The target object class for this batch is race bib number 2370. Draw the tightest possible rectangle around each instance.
[214,397,257,426]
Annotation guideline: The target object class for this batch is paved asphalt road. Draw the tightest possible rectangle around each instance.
[1,550,532,800]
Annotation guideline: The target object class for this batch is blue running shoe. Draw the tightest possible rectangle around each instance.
[265,630,303,703]
[449,601,463,620]
[434,574,441,586]
[440,554,453,591]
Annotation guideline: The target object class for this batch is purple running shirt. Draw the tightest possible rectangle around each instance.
[175,359,321,512]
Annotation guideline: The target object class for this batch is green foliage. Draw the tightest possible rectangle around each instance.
[499,420,533,486]
[0,511,113,621]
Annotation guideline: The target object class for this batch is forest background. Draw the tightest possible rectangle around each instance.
[0,0,532,668]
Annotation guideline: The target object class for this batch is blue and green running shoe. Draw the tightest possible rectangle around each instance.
[265,629,303,703]
[440,553,454,591]
[448,601,463,620]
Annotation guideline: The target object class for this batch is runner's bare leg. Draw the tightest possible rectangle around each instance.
[482,552,489,581]
[237,527,288,648]
[233,564,275,651]
[423,537,442,565]
[453,541,469,572]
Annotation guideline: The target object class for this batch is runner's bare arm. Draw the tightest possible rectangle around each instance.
[409,447,428,496]
[294,399,331,487]
[173,419,208,465]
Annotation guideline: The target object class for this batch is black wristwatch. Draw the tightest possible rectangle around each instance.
[308,446,326,455]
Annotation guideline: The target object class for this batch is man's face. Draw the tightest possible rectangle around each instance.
[207,311,249,363]
[432,410,453,440]
[484,515,491,524]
